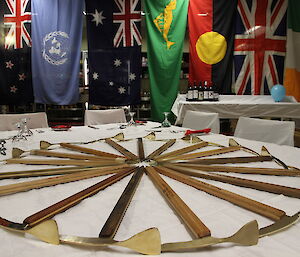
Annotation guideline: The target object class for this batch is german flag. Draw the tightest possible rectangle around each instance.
[188,0,237,94]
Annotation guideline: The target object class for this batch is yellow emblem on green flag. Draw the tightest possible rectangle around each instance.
[145,0,188,121]
[153,0,176,49]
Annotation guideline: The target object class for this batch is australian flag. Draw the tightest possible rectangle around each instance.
[0,0,33,104]
[85,0,142,106]
[233,0,287,95]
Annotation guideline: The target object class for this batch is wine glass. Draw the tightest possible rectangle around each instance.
[127,112,136,126]
[21,118,33,136]
[12,122,28,149]
[161,112,171,127]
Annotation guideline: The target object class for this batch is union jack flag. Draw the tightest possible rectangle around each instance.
[233,0,287,95]
[113,0,142,47]
[3,0,31,49]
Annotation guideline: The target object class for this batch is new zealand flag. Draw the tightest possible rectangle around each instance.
[85,0,142,106]
[0,0,33,104]
[233,0,287,95]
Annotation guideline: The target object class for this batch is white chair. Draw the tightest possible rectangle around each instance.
[0,112,49,131]
[182,110,220,133]
[234,117,295,146]
[84,109,127,126]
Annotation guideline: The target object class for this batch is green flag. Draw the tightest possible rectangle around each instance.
[145,0,188,122]
[284,0,300,102]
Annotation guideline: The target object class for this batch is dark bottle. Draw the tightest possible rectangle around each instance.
[208,82,214,101]
[198,81,204,101]
[192,81,198,101]
[213,83,219,101]
[186,82,193,101]
[203,81,209,101]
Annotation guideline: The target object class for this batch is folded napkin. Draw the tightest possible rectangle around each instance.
[184,128,211,136]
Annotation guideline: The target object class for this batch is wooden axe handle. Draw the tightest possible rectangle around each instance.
[154,141,208,161]
[105,138,138,160]
[6,158,120,167]
[60,143,125,159]
[138,138,145,160]
[23,168,134,226]
[175,163,300,176]
[31,150,116,161]
[156,166,286,221]
[180,156,273,165]
[99,167,144,238]
[158,146,242,161]
[164,164,300,199]
[146,139,176,160]
[0,165,129,196]
[145,166,211,238]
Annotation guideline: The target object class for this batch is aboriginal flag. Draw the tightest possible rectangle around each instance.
[188,0,237,94]
[0,0,33,104]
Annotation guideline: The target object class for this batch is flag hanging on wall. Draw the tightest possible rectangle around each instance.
[0,0,33,105]
[85,0,142,106]
[145,0,188,122]
[31,0,84,105]
[284,0,300,102]
[233,0,287,95]
[188,0,237,94]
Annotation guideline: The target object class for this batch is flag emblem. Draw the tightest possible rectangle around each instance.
[233,0,287,95]
[42,31,69,66]
[153,0,176,49]
[3,0,31,49]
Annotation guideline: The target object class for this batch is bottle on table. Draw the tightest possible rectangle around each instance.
[203,81,209,101]
[213,83,219,101]
[208,82,214,101]
[198,81,204,101]
[193,81,198,101]
[186,82,193,101]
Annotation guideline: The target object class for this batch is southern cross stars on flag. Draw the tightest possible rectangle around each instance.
[3,0,30,93]
[85,0,142,105]
[90,57,137,96]
[233,0,287,95]
[4,0,31,49]
[5,60,27,94]
[0,0,33,104]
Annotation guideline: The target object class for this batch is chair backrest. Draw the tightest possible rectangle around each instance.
[234,117,295,146]
[182,110,220,133]
[84,109,126,126]
[0,112,49,131]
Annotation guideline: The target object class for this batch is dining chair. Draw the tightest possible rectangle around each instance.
[234,117,295,146]
[84,109,127,126]
[0,112,49,131]
[182,110,220,133]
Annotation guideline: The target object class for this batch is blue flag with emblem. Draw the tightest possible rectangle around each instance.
[31,0,84,105]
[85,0,142,106]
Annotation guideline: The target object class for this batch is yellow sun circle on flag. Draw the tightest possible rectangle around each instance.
[196,31,227,65]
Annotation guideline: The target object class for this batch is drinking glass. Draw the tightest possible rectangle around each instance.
[161,112,171,127]
[11,122,28,149]
[127,112,136,126]
[21,118,33,136]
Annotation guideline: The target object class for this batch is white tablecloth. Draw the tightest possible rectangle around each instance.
[171,94,300,125]
[0,122,299,257]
